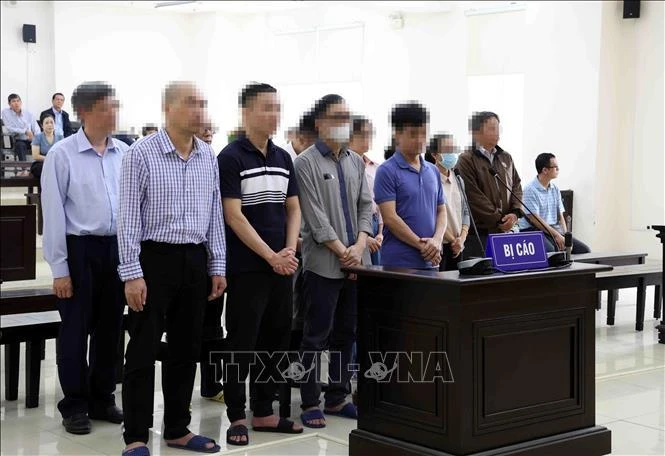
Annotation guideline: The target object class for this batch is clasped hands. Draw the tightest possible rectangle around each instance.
[269,248,299,276]
[419,237,443,266]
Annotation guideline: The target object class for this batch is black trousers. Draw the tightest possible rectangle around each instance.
[299,271,357,410]
[56,235,125,418]
[439,243,463,271]
[13,139,30,161]
[223,271,292,423]
[520,228,591,254]
[122,241,208,444]
[200,295,225,398]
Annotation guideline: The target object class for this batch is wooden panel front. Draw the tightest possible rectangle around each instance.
[474,310,584,434]
[0,205,36,282]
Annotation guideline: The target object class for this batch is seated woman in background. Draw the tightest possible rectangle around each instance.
[31,113,63,179]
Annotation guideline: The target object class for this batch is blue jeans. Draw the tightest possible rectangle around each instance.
[370,213,382,266]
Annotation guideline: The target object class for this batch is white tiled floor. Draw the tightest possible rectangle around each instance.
[0,203,663,455]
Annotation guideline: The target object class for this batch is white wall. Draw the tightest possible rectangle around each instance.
[595,0,664,260]
[0,0,55,116]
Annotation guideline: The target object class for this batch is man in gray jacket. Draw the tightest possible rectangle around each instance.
[294,94,373,429]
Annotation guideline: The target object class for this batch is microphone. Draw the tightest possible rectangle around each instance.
[564,232,573,261]
[453,169,494,275]
[487,167,568,266]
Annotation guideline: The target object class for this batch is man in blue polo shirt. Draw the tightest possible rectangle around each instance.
[374,102,447,269]
[518,153,590,253]
[218,83,303,446]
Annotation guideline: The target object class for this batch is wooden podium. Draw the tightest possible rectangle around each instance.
[347,262,612,456]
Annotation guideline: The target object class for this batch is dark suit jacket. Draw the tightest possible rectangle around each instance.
[39,107,73,137]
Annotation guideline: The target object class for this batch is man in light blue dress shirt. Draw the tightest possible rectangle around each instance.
[1,93,40,160]
[41,82,128,435]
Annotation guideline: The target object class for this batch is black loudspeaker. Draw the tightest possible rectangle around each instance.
[22,24,36,43]
[623,1,640,19]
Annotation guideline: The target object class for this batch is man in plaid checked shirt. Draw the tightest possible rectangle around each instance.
[117,81,226,455]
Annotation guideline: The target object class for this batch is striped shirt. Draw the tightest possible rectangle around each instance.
[518,176,565,231]
[117,128,226,281]
[218,135,298,274]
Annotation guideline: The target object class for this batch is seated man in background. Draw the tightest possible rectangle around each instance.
[40,92,73,137]
[2,93,41,161]
[518,153,591,253]
[374,102,447,270]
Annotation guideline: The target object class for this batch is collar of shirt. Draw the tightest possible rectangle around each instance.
[238,134,276,157]
[154,128,203,157]
[315,139,349,159]
[393,150,424,173]
[52,107,62,115]
[478,145,497,159]
[361,153,376,166]
[75,127,120,154]
[534,176,553,192]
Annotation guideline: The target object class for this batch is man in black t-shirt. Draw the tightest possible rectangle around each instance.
[217,83,303,446]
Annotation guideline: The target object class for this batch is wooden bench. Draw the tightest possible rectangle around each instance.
[0,288,127,408]
[596,263,663,331]
[572,251,648,312]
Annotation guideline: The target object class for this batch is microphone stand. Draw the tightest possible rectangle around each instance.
[487,168,568,266]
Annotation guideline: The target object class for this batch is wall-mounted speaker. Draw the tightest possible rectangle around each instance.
[22,24,36,43]
[623,1,640,19]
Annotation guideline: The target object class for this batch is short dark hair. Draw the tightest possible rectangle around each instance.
[8,93,20,103]
[311,94,345,124]
[297,110,316,136]
[239,82,277,108]
[52,92,64,100]
[391,102,429,132]
[384,137,397,160]
[424,133,453,164]
[535,153,556,174]
[71,82,115,116]
[469,111,500,132]
[40,112,55,123]
[142,125,158,137]
[351,115,371,135]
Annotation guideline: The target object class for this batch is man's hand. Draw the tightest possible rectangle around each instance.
[375,233,383,246]
[419,237,442,262]
[125,278,147,312]
[26,130,34,141]
[208,275,227,301]
[498,213,518,232]
[553,231,565,251]
[53,276,73,299]
[431,251,442,267]
[366,237,381,254]
[340,243,364,268]
[269,248,299,275]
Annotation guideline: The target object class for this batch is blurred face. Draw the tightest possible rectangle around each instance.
[348,122,373,155]
[9,97,22,113]
[244,92,280,138]
[316,102,352,146]
[42,116,55,133]
[198,127,213,144]
[395,124,428,157]
[293,132,315,155]
[165,84,207,135]
[543,157,560,179]
[52,94,65,110]
[79,96,120,135]
[474,117,500,148]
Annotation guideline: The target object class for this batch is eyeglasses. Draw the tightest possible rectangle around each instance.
[322,113,351,122]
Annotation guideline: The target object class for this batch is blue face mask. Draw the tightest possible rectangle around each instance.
[439,153,459,170]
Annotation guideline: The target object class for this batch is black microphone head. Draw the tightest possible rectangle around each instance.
[487,167,498,177]
[453,168,461,177]
[564,232,573,247]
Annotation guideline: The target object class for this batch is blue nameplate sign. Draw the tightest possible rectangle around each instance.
[486,232,549,272]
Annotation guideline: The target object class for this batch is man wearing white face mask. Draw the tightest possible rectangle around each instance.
[293,94,373,429]
[425,133,470,271]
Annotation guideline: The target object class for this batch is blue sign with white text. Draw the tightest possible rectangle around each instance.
[486,232,549,272]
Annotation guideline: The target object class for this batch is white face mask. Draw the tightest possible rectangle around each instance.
[327,124,352,143]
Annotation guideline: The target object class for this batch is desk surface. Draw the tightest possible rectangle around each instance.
[0,176,38,187]
[346,262,611,286]
[572,251,647,263]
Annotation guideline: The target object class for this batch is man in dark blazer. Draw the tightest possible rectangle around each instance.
[40,92,73,137]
